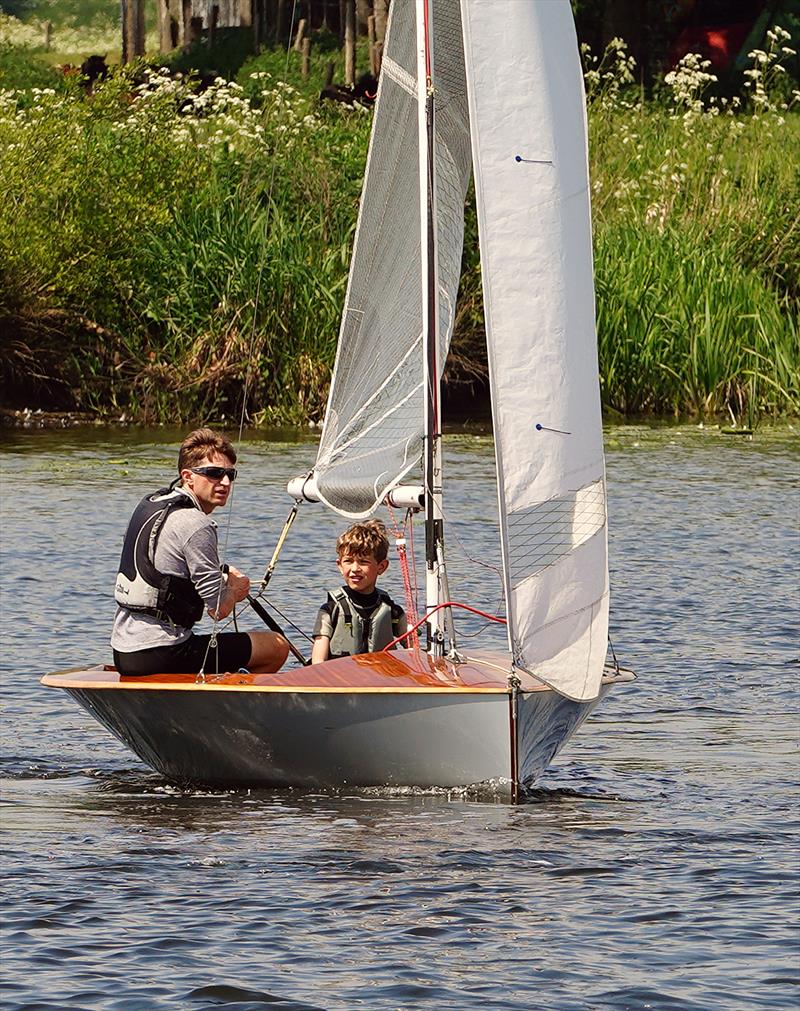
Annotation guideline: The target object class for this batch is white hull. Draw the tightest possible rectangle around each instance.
[43,652,632,798]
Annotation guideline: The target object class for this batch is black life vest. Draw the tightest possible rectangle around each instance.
[326,587,404,658]
[114,487,205,628]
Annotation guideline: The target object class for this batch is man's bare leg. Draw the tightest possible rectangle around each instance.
[246,631,290,672]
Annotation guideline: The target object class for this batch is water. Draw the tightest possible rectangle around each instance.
[1,424,798,1010]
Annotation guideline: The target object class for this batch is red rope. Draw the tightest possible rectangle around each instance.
[382,600,507,652]
[387,506,420,653]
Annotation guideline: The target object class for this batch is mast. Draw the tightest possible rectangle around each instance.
[417,0,450,657]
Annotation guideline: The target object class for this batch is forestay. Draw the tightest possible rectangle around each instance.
[462,0,609,701]
[312,0,471,519]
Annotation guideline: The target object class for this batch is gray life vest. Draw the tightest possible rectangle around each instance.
[114,487,205,628]
[327,587,404,658]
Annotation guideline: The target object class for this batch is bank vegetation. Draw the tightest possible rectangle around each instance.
[0,18,798,425]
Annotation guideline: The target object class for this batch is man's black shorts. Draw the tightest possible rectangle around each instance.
[113,632,252,676]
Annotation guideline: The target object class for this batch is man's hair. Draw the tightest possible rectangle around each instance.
[178,428,237,474]
[336,520,389,563]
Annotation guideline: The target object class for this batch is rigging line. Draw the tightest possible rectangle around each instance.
[431,498,506,640]
[250,593,315,645]
[383,600,507,652]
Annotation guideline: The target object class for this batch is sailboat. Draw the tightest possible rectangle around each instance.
[42,0,634,800]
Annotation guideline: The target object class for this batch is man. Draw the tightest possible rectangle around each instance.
[111,428,289,676]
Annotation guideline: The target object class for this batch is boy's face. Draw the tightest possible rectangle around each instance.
[337,551,388,594]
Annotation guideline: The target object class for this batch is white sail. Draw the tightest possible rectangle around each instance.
[313,0,471,519]
[461,0,609,701]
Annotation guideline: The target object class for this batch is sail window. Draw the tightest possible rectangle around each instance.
[506,479,606,588]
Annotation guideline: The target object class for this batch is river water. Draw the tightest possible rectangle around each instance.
[1,424,798,1011]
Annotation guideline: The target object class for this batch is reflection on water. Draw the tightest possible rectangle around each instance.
[1,423,799,1010]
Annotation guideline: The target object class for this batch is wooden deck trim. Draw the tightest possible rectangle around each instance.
[40,672,512,695]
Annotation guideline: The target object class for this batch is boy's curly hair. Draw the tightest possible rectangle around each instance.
[336,520,389,562]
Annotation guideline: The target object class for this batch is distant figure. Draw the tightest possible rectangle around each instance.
[311,520,406,663]
[80,54,109,89]
[319,71,378,107]
[111,428,289,676]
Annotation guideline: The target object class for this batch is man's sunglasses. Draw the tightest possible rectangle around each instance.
[190,466,238,482]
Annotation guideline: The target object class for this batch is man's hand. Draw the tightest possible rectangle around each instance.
[225,565,251,603]
[208,565,251,619]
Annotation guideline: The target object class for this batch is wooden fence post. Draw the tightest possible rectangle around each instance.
[294,18,307,51]
[374,0,388,43]
[301,36,311,78]
[367,14,378,77]
[344,0,355,87]
[122,0,146,63]
[42,20,52,51]
[208,5,219,48]
[275,0,287,45]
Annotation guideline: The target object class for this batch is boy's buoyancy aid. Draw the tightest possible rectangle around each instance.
[114,487,205,628]
[326,587,404,658]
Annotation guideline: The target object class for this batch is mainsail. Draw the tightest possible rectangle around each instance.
[462,0,609,701]
[312,0,471,519]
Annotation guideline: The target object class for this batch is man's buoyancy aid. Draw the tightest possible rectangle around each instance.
[114,487,205,627]
[326,587,404,658]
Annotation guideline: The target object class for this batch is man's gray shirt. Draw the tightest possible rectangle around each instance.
[111,491,226,652]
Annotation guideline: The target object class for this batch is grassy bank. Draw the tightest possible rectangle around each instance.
[0,19,798,425]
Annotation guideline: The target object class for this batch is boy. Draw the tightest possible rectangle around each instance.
[311,520,407,663]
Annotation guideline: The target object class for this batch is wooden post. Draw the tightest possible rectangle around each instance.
[122,0,146,63]
[208,4,219,48]
[251,0,261,53]
[367,14,377,77]
[181,0,191,46]
[294,18,307,51]
[275,0,287,45]
[325,59,335,88]
[374,0,388,43]
[158,0,171,52]
[356,0,371,35]
[344,0,356,87]
[301,36,311,78]
[42,20,52,50]
[186,15,203,46]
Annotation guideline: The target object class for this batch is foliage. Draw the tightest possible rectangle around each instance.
[0,26,798,424]
[585,28,800,420]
